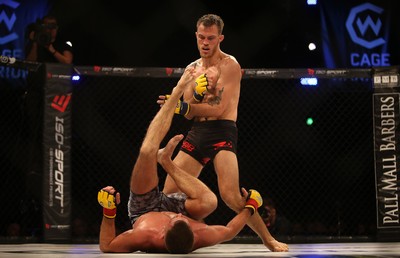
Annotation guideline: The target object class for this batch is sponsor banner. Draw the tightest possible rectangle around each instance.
[320,0,400,68]
[373,67,400,231]
[43,63,72,241]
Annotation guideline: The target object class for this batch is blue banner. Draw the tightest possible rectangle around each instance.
[0,0,51,84]
[320,0,399,68]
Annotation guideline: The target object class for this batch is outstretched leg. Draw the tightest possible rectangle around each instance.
[213,151,289,252]
[130,68,194,194]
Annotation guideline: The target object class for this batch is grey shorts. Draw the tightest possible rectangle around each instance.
[128,187,188,224]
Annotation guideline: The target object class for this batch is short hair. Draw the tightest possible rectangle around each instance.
[42,15,57,24]
[165,220,194,254]
[196,14,224,35]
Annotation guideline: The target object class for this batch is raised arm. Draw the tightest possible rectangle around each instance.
[98,186,150,253]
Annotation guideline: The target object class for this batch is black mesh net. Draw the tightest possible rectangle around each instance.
[0,63,376,243]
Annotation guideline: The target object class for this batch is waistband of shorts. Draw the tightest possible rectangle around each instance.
[192,119,236,129]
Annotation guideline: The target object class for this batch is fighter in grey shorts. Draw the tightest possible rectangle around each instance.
[128,186,189,224]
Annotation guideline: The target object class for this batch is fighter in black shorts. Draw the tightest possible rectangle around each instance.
[97,68,263,254]
[181,120,237,165]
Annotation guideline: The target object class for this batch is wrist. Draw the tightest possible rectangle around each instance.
[193,91,204,102]
[52,50,57,55]
[103,207,116,219]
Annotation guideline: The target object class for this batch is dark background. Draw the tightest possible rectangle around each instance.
[1,0,399,242]
[48,0,323,68]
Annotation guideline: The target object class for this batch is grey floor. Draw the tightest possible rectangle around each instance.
[0,242,400,258]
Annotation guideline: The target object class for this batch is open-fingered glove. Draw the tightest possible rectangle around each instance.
[98,189,117,219]
[165,95,190,115]
[193,73,208,102]
[245,189,263,215]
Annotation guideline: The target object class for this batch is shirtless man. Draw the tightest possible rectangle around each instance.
[98,68,263,254]
[159,14,289,252]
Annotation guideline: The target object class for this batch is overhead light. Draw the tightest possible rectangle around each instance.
[307,0,317,5]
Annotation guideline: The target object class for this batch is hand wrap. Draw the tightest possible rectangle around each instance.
[165,95,190,115]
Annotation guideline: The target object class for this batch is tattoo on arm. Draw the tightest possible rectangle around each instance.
[207,87,224,106]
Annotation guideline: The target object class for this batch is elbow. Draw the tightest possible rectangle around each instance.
[100,245,111,253]
[210,106,225,118]
[224,232,236,242]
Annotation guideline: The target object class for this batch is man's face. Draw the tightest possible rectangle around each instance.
[42,18,58,40]
[264,206,277,226]
[196,24,223,58]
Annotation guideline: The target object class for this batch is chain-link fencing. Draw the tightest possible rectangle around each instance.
[1,62,376,243]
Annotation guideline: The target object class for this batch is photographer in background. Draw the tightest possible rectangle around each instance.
[20,15,73,238]
[25,15,73,64]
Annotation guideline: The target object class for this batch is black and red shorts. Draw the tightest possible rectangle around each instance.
[181,120,238,165]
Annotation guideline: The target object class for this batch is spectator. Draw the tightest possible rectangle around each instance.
[25,15,73,64]
[261,197,292,236]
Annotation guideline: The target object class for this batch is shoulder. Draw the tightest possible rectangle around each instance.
[218,54,241,80]
[220,53,241,72]
[186,59,201,69]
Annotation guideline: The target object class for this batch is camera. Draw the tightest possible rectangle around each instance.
[33,22,56,46]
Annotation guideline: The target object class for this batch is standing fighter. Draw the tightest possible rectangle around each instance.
[98,68,263,254]
[158,14,288,252]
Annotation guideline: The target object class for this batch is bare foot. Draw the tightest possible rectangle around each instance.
[176,67,195,89]
[265,240,289,252]
[157,134,184,164]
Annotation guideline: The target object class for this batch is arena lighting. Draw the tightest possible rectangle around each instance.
[306,117,314,126]
[307,0,317,5]
[308,42,316,51]
[300,77,318,86]
[72,74,80,81]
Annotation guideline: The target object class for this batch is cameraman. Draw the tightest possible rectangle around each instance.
[21,16,73,238]
[25,15,73,64]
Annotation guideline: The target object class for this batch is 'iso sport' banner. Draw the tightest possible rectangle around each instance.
[43,63,72,241]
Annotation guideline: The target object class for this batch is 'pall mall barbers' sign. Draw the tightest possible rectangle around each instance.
[373,67,400,229]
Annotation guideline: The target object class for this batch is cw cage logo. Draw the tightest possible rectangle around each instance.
[345,2,390,67]
[0,0,20,45]
[346,2,385,49]
[51,94,71,112]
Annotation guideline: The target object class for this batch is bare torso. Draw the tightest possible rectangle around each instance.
[185,52,242,122]
[131,211,210,252]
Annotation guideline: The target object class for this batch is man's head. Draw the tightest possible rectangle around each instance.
[196,14,224,35]
[165,218,194,254]
[262,197,277,227]
[196,14,224,58]
[41,15,58,42]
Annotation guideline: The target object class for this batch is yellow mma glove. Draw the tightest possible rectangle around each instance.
[193,73,208,102]
[165,95,190,116]
[245,189,263,215]
[98,189,117,219]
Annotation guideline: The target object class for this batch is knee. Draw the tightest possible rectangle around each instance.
[195,192,218,219]
[220,191,244,213]
[139,143,158,158]
[201,192,218,214]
